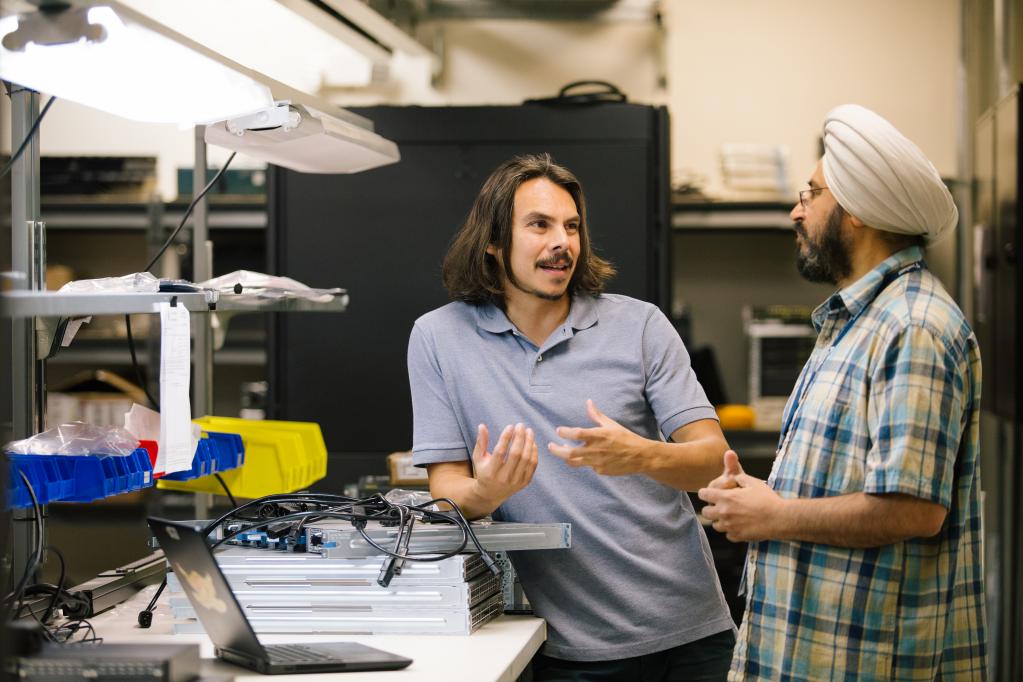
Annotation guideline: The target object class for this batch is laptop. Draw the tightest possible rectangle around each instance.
[147,517,413,675]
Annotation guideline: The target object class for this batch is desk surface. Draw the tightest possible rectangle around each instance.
[90,588,546,681]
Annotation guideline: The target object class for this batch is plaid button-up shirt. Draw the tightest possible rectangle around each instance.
[731,247,987,681]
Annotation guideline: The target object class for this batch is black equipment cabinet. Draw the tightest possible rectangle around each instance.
[993,88,1020,421]
[975,84,1023,681]
[268,104,670,480]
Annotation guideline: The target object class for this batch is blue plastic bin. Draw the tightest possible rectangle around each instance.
[7,455,63,507]
[207,432,244,470]
[162,440,210,481]
[6,431,246,506]
[6,449,155,508]
[63,457,116,502]
[160,431,244,482]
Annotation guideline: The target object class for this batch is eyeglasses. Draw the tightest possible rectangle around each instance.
[798,187,828,209]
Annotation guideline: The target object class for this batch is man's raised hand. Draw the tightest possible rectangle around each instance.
[470,422,538,505]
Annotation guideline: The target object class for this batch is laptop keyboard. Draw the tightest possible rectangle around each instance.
[266,644,337,663]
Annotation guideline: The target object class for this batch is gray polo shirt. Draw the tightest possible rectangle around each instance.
[408,293,734,661]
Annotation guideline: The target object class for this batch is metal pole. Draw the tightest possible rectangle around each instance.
[33,219,46,434]
[10,89,41,439]
[146,198,164,397]
[192,127,214,519]
[8,87,42,601]
[192,125,212,417]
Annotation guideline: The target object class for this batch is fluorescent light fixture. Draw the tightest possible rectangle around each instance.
[0,0,401,173]
[121,0,380,91]
[0,2,275,125]
[205,102,400,174]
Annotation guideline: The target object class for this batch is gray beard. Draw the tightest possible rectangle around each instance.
[795,206,852,285]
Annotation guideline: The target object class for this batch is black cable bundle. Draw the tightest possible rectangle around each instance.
[205,492,502,584]
[3,474,101,645]
[5,472,43,612]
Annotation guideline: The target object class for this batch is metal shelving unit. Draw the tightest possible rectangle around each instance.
[46,345,267,367]
[671,199,827,408]
[0,290,348,318]
[0,0,407,636]
[672,200,795,231]
[22,198,273,388]
[36,201,267,231]
[1,115,349,596]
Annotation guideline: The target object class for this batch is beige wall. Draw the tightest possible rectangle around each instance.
[665,0,960,196]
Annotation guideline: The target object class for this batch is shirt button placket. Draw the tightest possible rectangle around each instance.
[531,353,543,383]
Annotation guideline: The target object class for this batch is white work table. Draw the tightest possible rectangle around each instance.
[88,588,546,681]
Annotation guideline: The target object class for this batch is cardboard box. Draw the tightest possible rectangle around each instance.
[387,451,428,487]
[46,369,148,430]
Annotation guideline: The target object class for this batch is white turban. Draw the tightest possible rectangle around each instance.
[822,104,957,245]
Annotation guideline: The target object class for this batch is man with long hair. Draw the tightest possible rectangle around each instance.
[699,105,987,680]
[408,153,736,680]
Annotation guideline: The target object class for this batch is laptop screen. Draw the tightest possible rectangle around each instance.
[148,517,267,660]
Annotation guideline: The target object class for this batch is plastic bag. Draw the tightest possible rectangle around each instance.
[384,488,438,509]
[382,489,492,524]
[58,272,160,294]
[4,422,140,456]
[198,270,343,303]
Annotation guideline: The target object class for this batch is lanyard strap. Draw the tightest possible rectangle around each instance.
[777,260,924,447]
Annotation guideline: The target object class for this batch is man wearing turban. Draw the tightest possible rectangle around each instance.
[699,105,986,680]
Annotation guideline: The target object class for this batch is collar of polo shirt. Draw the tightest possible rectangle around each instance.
[475,293,600,335]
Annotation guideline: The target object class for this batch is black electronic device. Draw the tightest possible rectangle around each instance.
[147,517,413,675]
[13,642,200,681]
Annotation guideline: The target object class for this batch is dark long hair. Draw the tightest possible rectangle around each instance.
[442,153,616,304]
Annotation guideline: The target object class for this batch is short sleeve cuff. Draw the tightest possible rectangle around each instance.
[660,405,719,440]
[863,470,951,508]
[412,446,469,468]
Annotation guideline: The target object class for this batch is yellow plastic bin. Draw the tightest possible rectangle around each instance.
[157,417,327,499]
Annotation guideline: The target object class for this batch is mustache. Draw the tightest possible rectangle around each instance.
[793,221,807,239]
[537,254,574,268]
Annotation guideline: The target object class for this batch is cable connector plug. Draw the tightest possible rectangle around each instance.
[62,590,92,620]
[421,509,461,524]
[376,556,404,588]
[479,550,503,578]
[265,522,294,540]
